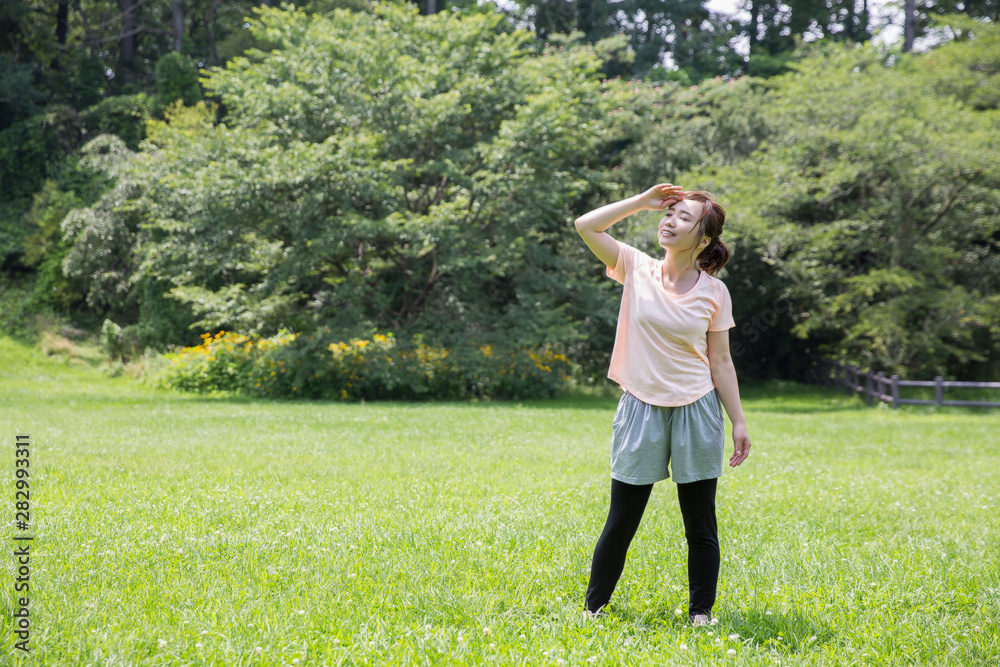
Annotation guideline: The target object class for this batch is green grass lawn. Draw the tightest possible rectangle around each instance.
[1,334,998,666]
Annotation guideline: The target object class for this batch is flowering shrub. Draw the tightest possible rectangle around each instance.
[159,329,300,395]
[159,328,577,400]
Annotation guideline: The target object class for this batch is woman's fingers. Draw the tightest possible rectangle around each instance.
[729,436,751,467]
[656,183,686,196]
[652,194,683,210]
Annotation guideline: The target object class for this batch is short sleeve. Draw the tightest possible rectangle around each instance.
[709,279,736,331]
[605,240,651,285]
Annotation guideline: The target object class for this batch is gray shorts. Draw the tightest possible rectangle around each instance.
[610,387,725,485]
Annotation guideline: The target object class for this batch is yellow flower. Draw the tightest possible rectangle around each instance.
[341,389,348,399]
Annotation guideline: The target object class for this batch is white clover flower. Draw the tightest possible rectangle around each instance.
[728,633,740,641]
[195,642,202,648]
[674,608,683,616]
[483,627,491,635]
[679,643,687,651]
[255,646,263,654]
[765,610,773,615]
[520,634,526,639]
[158,639,167,649]
[489,643,496,649]
[292,659,300,665]
[727,649,736,656]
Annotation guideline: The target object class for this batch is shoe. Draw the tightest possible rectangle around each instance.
[690,613,711,626]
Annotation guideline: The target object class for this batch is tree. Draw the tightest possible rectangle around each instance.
[683,29,1000,379]
[60,3,655,366]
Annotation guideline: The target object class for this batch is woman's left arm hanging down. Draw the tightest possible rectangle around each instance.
[707,329,751,467]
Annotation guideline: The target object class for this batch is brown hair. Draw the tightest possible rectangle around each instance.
[684,190,730,276]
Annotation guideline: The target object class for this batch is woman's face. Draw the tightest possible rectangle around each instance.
[658,198,709,253]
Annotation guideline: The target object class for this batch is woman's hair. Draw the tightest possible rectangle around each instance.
[684,190,730,276]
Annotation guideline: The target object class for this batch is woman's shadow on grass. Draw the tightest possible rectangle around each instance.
[620,606,833,653]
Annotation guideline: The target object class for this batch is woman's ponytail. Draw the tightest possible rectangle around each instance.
[698,237,731,276]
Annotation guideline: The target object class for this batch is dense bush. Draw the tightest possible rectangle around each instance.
[159,328,577,401]
[154,53,202,110]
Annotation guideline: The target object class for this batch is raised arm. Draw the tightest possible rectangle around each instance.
[574,183,686,268]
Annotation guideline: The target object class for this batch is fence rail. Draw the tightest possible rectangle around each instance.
[807,359,1000,409]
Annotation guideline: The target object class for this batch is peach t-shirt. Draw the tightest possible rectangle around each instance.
[605,239,736,407]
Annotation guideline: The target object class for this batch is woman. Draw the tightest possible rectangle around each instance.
[574,182,752,626]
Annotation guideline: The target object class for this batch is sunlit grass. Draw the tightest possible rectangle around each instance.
[0,334,997,665]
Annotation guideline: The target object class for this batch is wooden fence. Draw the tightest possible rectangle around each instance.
[808,358,1000,409]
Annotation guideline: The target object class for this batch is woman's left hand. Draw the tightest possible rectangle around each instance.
[729,423,751,467]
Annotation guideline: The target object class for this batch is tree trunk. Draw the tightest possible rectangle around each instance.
[52,0,69,70]
[427,0,436,14]
[903,0,915,52]
[204,2,220,66]
[56,0,69,47]
[262,0,271,6]
[749,0,760,50]
[859,0,870,41]
[120,0,137,83]
[172,0,183,52]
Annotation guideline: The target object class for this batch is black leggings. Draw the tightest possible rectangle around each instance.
[585,477,719,617]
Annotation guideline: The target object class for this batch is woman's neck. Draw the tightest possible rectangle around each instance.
[661,250,701,283]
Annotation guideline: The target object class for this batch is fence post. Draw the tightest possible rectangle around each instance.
[849,365,857,396]
[891,374,900,409]
[875,372,885,406]
[934,376,944,405]
[824,359,831,388]
[864,372,873,406]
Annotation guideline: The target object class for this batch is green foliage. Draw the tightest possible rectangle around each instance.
[100,318,124,361]
[621,77,774,190]
[0,94,149,277]
[23,180,79,268]
[78,94,151,150]
[21,180,84,312]
[0,54,49,130]
[919,14,1000,111]
[160,328,577,400]
[61,3,647,375]
[683,31,1000,379]
[154,53,203,109]
[0,277,40,339]
[0,109,68,205]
